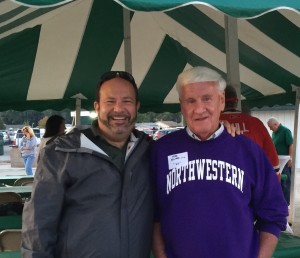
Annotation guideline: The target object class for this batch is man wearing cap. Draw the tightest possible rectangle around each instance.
[220,85,280,174]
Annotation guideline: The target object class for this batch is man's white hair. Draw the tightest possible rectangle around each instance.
[267,117,279,125]
[176,66,226,96]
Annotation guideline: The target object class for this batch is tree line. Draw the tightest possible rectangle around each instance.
[0,110,182,130]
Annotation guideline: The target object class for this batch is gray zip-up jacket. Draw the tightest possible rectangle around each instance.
[21,127,153,258]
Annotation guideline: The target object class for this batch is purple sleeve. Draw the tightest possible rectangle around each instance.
[253,149,288,237]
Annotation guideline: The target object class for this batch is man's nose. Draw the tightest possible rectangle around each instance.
[194,100,206,113]
[113,101,124,112]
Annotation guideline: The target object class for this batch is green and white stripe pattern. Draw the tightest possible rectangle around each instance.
[1,0,300,111]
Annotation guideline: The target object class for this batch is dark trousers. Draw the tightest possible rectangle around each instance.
[281,165,291,205]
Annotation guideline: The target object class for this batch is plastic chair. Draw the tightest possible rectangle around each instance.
[0,193,23,216]
[0,229,22,251]
[21,181,33,186]
[0,192,22,205]
[14,177,34,186]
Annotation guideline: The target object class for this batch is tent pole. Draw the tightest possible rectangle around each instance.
[75,98,81,126]
[71,93,87,126]
[123,8,132,74]
[291,85,300,235]
[224,16,241,110]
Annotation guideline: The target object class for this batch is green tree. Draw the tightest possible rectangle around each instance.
[137,112,182,123]
[0,116,5,130]
[0,109,73,127]
[38,116,49,128]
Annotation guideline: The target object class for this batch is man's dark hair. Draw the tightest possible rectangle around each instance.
[95,71,139,102]
[43,115,65,138]
[225,85,238,111]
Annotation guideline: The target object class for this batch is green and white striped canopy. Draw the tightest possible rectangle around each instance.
[1,0,300,112]
[116,0,300,16]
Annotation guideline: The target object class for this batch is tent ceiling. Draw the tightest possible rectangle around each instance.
[115,0,300,17]
[0,0,300,112]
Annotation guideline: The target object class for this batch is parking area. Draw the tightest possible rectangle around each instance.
[0,145,11,162]
[0,145,28,177]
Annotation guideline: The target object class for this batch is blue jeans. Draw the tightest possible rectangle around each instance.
[22,155,35,176]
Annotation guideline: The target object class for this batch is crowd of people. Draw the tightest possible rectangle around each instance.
[19,67,291,258]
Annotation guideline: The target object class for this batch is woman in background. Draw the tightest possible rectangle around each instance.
[19,126,37,176]
[39,115,66,151]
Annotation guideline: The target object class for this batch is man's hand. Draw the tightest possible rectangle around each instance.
[222,120,241,137]
[153,223,167,258]
[287,158,292,167]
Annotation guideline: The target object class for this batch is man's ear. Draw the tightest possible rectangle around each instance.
[137,101,140,110]
[220,92,225,111]
[94,101,99,113]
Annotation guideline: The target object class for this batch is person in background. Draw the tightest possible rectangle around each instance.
[267,117,293,206]
[38,115,66,151]
[19,126,37,176]
[38,115,66,162]
[220,85,280,174]
[151,66,288,258]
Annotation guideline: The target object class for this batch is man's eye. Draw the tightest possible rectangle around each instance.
[203,97,211,102]
[185,99,195,104]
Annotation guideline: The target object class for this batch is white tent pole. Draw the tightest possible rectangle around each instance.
[71,93,87,126]
[123,8,132,74]
[224,16,241,110]
[291,85,300,235]
[75,98,81,126]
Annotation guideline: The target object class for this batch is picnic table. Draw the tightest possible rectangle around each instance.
[0,215,22,231]
[0,176,32,187]
[0,185,32,199]
[0,251,20,258]
[0,186,31,194]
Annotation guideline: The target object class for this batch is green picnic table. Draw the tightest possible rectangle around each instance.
[0,215,22,231]
[273,232,300,257]
[0,186,32,199]
[0,176,33,187]
[0,233,299,257]
[0,251,20,258]
[0,186,31,194]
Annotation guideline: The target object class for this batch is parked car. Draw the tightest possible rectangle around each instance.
[0,131,10,144]
[12,128,41,146]
[142,129,155,138]
[7,131,16,143]
[153,128,180,140]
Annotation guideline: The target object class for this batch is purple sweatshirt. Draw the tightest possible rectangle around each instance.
[151,128,288,258]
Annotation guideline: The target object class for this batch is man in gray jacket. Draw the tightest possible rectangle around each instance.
[21,71,153,258]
